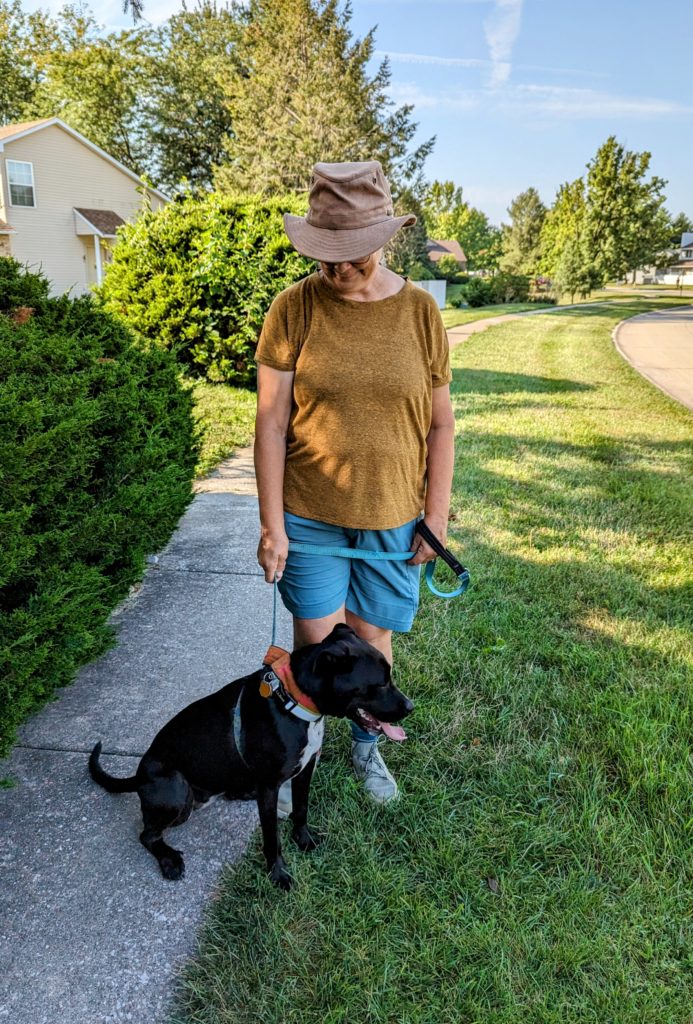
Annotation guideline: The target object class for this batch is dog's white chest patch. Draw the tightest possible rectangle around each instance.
[294,718,325,776]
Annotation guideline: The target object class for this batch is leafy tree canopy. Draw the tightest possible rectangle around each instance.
[212,0,434,196]
[500,187,547,276]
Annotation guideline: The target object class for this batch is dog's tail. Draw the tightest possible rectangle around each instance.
[88,741,138,793]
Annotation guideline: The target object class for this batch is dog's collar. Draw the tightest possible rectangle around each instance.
[261,645,323,723]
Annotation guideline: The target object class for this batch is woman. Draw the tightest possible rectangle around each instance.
[254,160,455,809]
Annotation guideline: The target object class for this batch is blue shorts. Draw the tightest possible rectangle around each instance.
[278,512,422,632]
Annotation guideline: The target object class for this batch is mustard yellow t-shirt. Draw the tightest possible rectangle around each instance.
[255,272,452,530]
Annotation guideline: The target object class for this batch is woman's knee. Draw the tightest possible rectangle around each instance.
[293,607,346,649]
[344,610,393,664]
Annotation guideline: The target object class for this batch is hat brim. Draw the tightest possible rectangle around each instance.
[283,213,416,262]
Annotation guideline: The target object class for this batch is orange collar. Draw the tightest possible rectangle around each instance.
[262,645,321,717]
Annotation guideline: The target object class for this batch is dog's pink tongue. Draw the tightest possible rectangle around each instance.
[380,721,407,742]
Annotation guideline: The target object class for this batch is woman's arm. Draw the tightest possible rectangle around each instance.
[409,383,456,565]
[254,364,295,582]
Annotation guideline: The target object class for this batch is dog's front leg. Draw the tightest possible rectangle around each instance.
[290,756,323,853]
[256,784,292,890]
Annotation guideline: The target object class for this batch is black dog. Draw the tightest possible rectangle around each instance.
[89,624,413,889]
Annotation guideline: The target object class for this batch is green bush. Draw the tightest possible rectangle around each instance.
[488,271,530,304]
[99,191,314,386]
[464,277,494,307]
[0,256,51,315]
[462,273,531,307]
[0,260,198,757]
[408,261,436,281]
[434,253,462,282]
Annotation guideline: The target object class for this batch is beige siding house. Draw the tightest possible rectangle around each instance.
[0,117,168,296]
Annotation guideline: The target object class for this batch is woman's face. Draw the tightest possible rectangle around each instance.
[319,248,383,295]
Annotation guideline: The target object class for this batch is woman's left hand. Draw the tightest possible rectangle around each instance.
[408,514,448,565]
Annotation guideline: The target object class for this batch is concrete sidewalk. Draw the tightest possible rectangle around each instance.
[0,447,292,1024]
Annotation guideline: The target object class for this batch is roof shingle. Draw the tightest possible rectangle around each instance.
[74,208,126,236]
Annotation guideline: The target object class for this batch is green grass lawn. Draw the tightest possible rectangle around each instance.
[170,299,692,1024]
[442,302,555,329]
[189,379,256,477]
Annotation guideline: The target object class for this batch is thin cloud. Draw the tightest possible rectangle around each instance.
[375,49,608,79]
[484,0,523,87]
[387,80,693,120]
[506,84,693,118]
[387,82,478,111]
[375,50,488,69]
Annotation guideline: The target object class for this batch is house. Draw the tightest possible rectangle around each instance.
[425,238,468,272]
[636,232,693,286]
[0,117,168,296]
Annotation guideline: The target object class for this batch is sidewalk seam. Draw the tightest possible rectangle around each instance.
[15,743,143,758]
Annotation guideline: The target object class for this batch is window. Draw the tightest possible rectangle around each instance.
[684,249,693,258]
[7,160,36,207]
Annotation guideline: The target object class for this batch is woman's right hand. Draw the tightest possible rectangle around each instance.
[257,529,289,583]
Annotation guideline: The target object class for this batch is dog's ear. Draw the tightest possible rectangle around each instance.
[314,651,358,677]
[331,623,355,637]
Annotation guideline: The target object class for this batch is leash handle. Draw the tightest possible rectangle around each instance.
[415,520,470,599]
[414,520,467,576]
[424,560,470,599]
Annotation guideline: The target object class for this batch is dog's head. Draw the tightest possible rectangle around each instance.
[294,624,414,741]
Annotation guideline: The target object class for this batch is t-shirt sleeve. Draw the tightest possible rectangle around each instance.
[255,290,298,371]
[428,302,452,388]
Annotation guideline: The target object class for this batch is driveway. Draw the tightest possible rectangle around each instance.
[613,305,693,411]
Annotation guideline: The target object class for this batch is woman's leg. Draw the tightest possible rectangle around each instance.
[344,610,392,664]
[343,610,399,804]
[293,607,346,649]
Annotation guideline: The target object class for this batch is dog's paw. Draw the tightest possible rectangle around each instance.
[292,825,323,853]
[159,850,185,881]
[269,862,293,891]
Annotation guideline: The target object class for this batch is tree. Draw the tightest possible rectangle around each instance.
[383,185,431,277]
[142,2,244,192]
[552,237,594,303]
[668,211,693,247]
[459,208,501,272]
[422,180,499,271]
[0,0,58,122]
[539,178,586,274]
[212,0,434,195]
[422,180,467,239]
[500,187,547,275]
[584,136,669,283]
[20,6,152,178]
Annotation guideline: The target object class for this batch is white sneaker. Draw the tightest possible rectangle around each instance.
[277,779,292,820]
[351,739,399,805]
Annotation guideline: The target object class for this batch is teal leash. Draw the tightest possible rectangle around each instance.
[285,540,470,600]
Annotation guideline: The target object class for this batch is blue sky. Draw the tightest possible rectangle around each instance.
[20,0,693,225]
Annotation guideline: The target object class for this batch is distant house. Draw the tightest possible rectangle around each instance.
[426,238,468,272]
[636,232,693,285]
[0,117,168,296]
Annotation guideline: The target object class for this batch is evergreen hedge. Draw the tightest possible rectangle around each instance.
[99,191,314,386]
[0,259,198,758]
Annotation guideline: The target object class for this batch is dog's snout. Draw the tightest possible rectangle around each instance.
[403,698,414,715]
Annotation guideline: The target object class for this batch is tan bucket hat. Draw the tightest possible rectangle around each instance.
[283,160,416,262]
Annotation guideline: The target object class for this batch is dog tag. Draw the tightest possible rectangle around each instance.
[259,680,272,698]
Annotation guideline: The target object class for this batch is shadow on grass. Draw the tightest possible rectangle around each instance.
[451,368,595,395]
